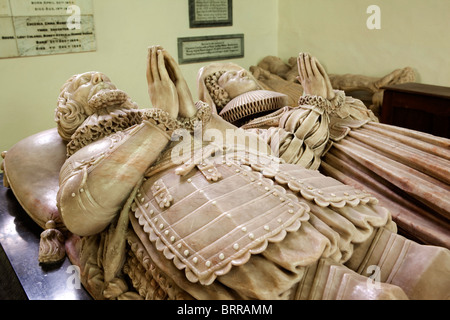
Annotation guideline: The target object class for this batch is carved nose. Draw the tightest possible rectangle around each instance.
[238,70,247,78]
[92,73,103,84]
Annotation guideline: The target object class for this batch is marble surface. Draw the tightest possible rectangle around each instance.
[0,173,91,300]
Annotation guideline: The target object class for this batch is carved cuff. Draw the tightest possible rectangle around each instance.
[140,108,180,136]
[177,101,212,131]
[298,94,332,112]
[330,90,346,111]
[298,90,346,115]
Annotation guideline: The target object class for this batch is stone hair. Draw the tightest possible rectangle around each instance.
[54,76,138,142]
[204,71,231,111]
[55,75,87,142]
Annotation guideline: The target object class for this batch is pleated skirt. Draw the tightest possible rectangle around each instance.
[320,121,450,248]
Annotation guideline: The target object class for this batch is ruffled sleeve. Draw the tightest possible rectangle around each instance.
[327,90,379,141]
[246,102,330,170]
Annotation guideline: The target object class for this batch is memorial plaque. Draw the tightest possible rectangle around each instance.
[189,0,232,28]
[178,34,244,64]
[0,0,96,58]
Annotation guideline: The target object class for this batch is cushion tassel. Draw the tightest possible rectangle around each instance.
[38,220,66,264]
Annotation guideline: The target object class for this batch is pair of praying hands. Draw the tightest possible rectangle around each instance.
[297,52,335,101]
[146,46,197,119]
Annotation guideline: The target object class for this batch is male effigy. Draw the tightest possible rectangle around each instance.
[1,47,449,300]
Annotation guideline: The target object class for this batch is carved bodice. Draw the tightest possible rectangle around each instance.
[128,145,390,295]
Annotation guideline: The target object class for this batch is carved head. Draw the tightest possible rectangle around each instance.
[55,71,135,142]
[203,69,263,115]
[198,63,287,126]
[218,69,261,99]
[198,62,264,114]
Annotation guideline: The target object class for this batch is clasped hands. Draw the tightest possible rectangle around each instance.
[297,52,335,101]
[146,45,197,120]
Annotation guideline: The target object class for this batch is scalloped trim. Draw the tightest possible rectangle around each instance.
[131,161,310,285]
[248,163,379,208]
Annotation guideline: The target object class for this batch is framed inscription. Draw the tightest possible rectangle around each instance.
[189,0,232,28]
[0,0,96,58]
[177,34,244,64]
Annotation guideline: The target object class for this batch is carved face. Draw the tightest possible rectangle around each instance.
[218,70,260,99]
[67,72,117,114]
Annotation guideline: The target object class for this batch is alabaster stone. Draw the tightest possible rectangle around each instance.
[197,62,274,115]
[2,128,67,263]
[1,47,449,301]
[219,90,289,125]
[197,53,450,250]
[321,122,450,248]
[251,55,416,117]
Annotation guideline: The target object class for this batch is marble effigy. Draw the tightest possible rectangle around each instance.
[1,47,449,300]
[197,53,450,250]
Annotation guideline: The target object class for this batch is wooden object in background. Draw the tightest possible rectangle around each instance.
[381,83,450,138]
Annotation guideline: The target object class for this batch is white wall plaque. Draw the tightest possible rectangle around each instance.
[0,0,96,58]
